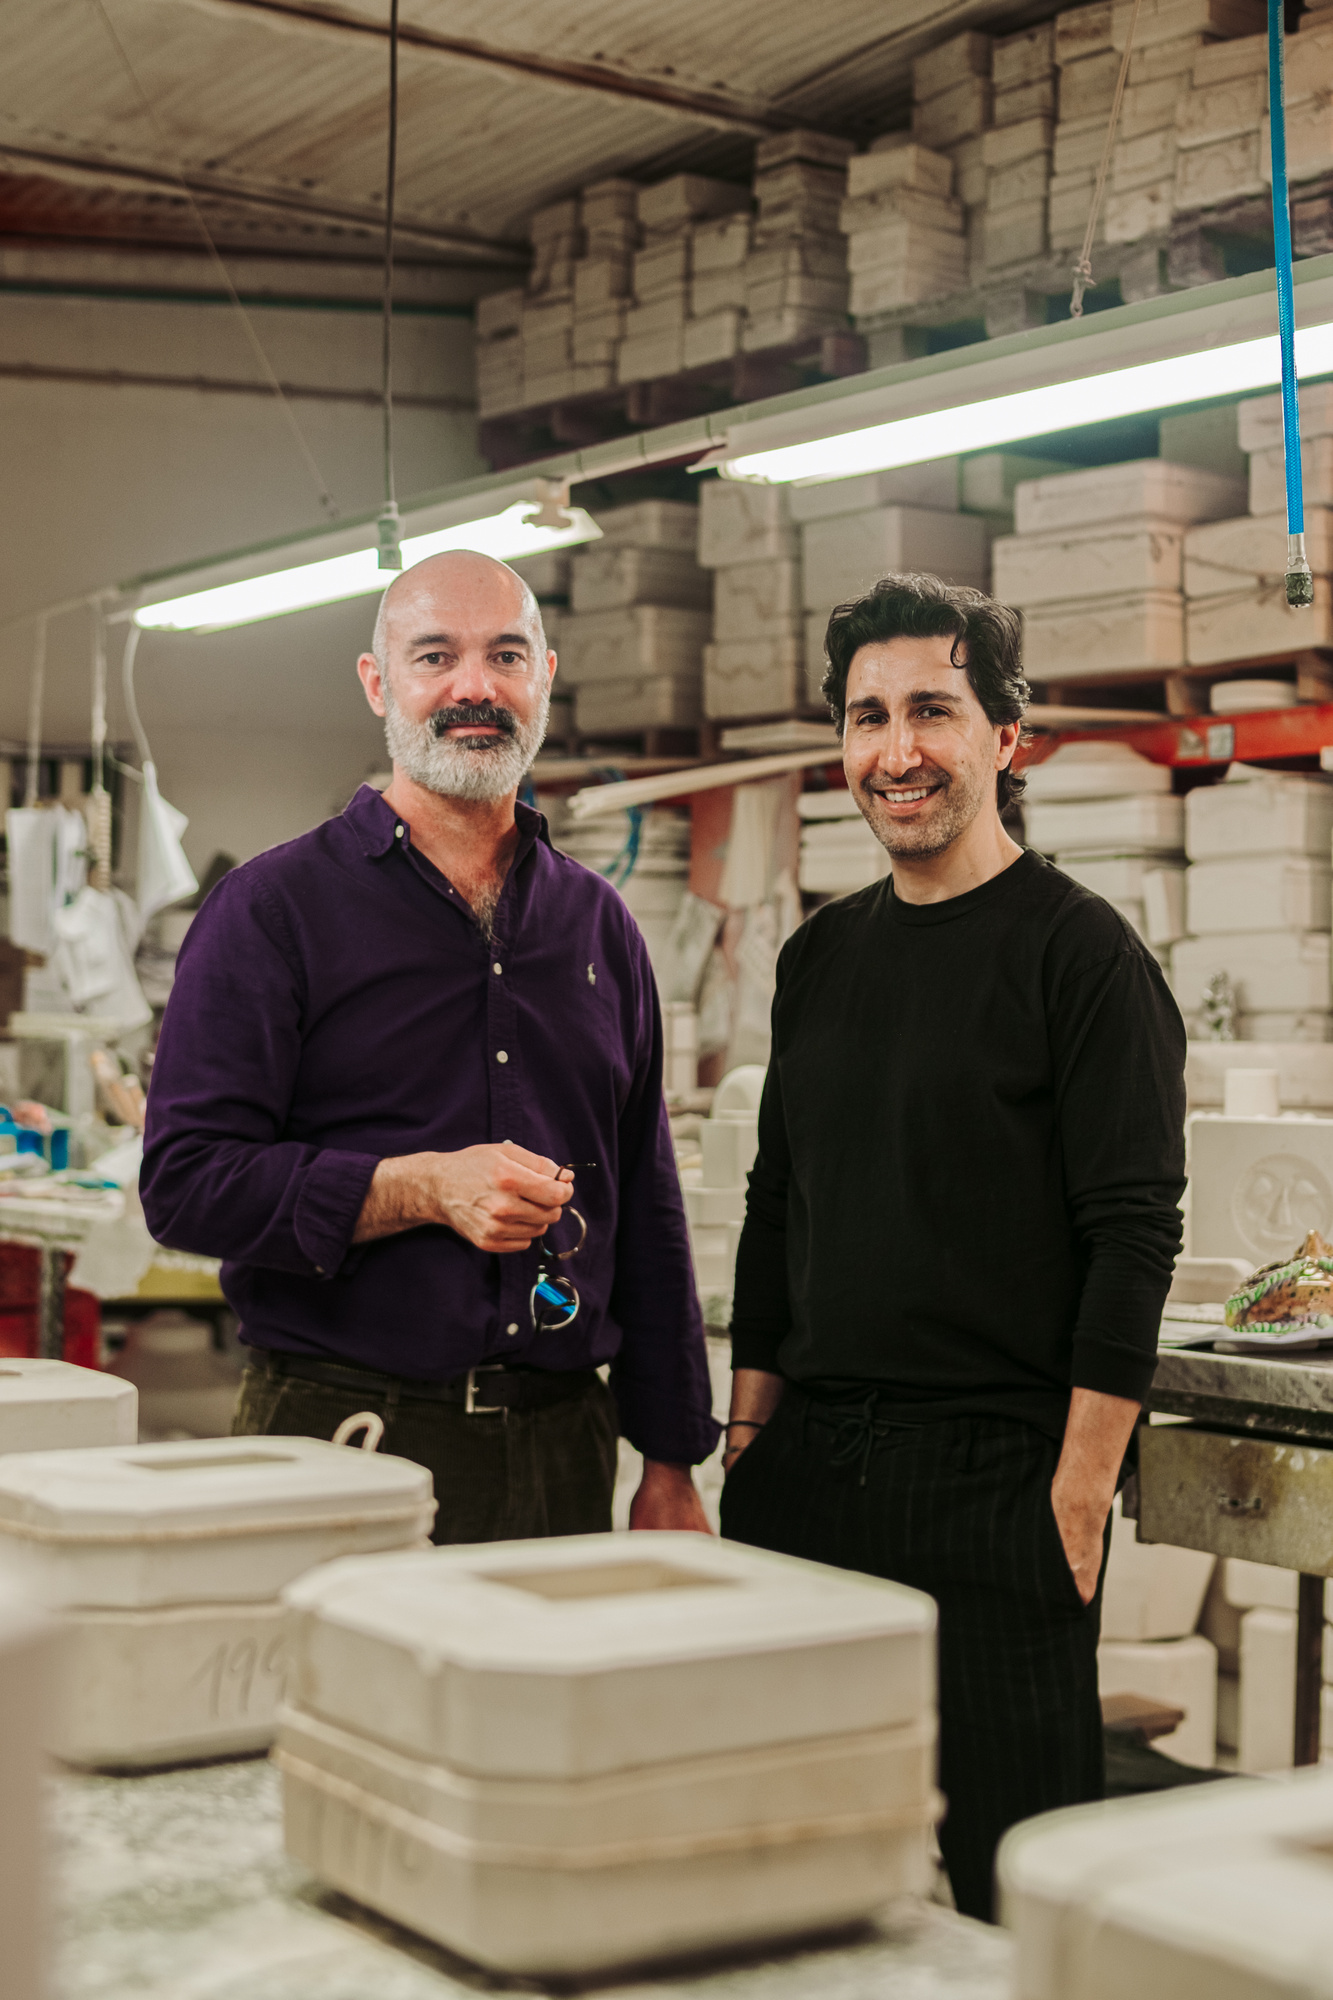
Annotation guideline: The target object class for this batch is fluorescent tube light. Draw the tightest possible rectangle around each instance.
[722,319,1333,486]
[133,498,601,633]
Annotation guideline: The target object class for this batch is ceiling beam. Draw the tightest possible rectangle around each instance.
[0,359,474,407]
[176,0,828,138]
[0,142,528,263]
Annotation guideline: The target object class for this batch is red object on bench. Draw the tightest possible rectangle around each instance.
[0,1244,102,1369]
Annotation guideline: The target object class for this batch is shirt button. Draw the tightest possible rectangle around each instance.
[493,962,503,975]
[394,825,404,839]
[496,1050,509,1063]
[315,1265,326,1276]
[506,1322,519,1336]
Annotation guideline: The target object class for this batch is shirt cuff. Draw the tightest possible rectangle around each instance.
[292,1149,381,1279]
[729,1320,788,1375]
[612,1378,721,1467]
[1070,1330,1157,1406]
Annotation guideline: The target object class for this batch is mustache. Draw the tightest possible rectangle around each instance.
[865,767,949,796]
[428,702,518,742]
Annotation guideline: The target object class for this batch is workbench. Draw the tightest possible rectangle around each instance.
[50,1759,1011,2000]
[1144,1340,1333,1765]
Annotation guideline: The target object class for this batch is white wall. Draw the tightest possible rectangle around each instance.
[1,288,483,870]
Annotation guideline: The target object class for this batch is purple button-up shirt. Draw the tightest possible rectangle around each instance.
[140,785,719,1465]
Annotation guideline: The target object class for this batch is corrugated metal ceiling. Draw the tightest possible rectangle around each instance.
[0,0,1055,269]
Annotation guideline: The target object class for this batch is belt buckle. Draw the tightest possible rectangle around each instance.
[464,1366,506,1417]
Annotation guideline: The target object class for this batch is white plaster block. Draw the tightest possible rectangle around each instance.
[1019,590,1185,679]
[1175,70,1267,147]
[847,146,953,199]
[1173,128,1266,208]
[690,214,752,272]
[1101,1498,1216,1641]
[789,463,961,520]
[1059,50,1121,121]
[1225,1558,1303,1611]
[1056,3,1114,64]
[1014,459,1245,532]
[690,268,746,317]
[0,1590,58,2000]
[839,186,963,234]
[1173,933,1333,1018]
[703,637,805,718]
[1187,856,1332,934]
[1193,29,1267,83]
[713,559,803,640]
[0,1359,137,1455]
[849,263,966,314]
[799,819,891,894]
[979,198,1048,267]
[1104,177,1174,241]
[1261,97,1333,182]
[1186,1109,1333,1258]
[1238,383,1333,452]
[800,506,990,607]
[555,606,712,684]
[845,218,969,274]
[1026,791,1185,854]
[1250,437,1333,514]
[1025,742,1173,800]
[1097,1633,1218,1766]
[1185,771,1333,860]
[597,500,700,551]
[283,1533,937,1779]
[278,1701,936,1977]
[573,675,702,732]
[1112,0,1265,48]
[912,76,994,150]
[1238,1606,1296,1771]
[993,520,1184,605]
[684,1183,746,1227]
[54,1598,289,1769]
[698,482,797,568]
[998,1765,1333,1997]
[0,1437,434,1613]
[1113,124,1178,189]
[1145,863,1189,943]
[637,176,750,231]
[1184,509,1333,595]
[616,331,685,383]
[914,29,992,100]
[1059,854,1183,902]
[570,546,711,614]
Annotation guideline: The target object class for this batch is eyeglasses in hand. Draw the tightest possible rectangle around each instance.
[529,1162,594,1333]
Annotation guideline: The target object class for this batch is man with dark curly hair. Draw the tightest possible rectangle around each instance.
[719,572,1186,1922]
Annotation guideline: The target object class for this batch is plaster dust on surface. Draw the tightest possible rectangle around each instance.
[49,1758,1011,2000]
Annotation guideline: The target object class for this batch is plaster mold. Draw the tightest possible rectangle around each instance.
[999,1766,1333,2000]
[0,1358,137,1454]
[0,1436,434,1769]
[279,1532,939,1975]
[1185,1111,1333,1261]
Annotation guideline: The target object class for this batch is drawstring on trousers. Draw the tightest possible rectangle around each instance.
[823,1392,912,1487]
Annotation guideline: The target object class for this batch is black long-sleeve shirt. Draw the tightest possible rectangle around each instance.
[730,849,1186,1441]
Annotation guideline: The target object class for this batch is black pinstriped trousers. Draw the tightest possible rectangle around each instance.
[719,1390,1106,1923]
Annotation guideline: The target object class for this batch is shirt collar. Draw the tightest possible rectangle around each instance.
[343,783,553,860]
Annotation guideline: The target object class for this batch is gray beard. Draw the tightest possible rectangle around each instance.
[381,677,549,803]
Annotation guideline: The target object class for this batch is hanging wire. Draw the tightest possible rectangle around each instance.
[121,623,153,770]
[23,616,47,806]
[377,0,404,571]
[89,600,113,891]
[1070,0,1144,319]
[86,0,340,521]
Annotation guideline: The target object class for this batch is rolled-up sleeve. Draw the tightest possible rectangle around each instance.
[606,930,720,1466]
[141,873,380,1277]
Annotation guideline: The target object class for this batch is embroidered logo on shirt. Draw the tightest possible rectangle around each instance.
[587,963,596,986]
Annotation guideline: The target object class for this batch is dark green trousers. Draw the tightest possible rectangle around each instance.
[232,1352,619,1545]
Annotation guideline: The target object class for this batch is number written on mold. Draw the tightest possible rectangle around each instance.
[186,1633,289,1719]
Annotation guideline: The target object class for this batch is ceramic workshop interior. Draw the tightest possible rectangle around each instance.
[7,0,1333,1991]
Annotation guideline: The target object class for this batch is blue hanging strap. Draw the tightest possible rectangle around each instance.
[1268,0,1314,608]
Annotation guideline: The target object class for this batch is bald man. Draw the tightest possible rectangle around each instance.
[141,552,718,1542]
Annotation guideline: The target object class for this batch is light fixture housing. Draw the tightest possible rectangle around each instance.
[712,262,1333,486]
[128,478,600,633]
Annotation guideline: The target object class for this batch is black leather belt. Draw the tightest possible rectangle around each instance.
[250,1348,598,1416]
